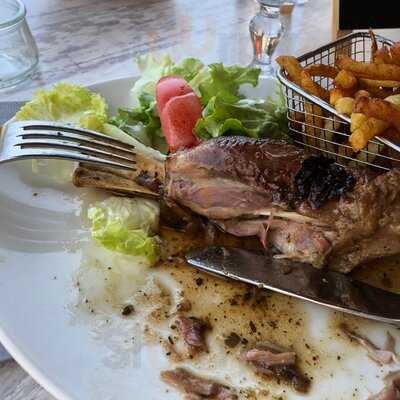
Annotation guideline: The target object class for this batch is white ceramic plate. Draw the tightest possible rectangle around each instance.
[0,77,398,400]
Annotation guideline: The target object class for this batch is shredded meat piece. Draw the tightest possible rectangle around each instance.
[161,368,238,399]
[175,315,210,355]
[244,348,296,369]
[341,324,398,365]
[368,370,400,400]
[243,342,310,393]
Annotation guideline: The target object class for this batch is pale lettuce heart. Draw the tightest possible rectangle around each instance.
[88,197,160,266]
[15,82,108,183]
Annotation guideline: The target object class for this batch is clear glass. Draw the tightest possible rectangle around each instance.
[0,0,39,89]
[249,0,284,77]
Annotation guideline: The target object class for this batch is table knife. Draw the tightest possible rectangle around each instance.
[185,246,400,324]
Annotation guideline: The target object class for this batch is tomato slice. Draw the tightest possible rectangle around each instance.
[160,92,202,153]
[156,76,194,115]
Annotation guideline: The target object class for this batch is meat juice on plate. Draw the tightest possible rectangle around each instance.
[68,217,400,399]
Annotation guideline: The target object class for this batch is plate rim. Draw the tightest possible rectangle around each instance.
[0,75,138,400]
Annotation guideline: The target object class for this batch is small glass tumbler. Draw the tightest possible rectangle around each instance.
[0,0,39,89]
[249,0,284,77]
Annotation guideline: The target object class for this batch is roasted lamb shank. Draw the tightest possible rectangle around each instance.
[73,136,400,273]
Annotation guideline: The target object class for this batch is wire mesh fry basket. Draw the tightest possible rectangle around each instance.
[277,31,400,171]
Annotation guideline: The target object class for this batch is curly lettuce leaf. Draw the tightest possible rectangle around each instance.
[110,93,168,153]
[16,82,107,129]
[131,54,205,103]
[123,56,265,150]
[15,82,108,182]
[195,86,291,141]
[198,63,261,104]
[88,197,160,266]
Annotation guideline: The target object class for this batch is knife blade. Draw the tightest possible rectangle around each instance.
[185,246,400,324]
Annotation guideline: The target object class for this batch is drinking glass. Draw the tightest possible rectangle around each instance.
[249,0,284,77]
[0,0,39,89]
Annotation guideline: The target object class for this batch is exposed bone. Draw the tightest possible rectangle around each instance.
[341,324,398,365]
[73,165,160,198]
[252,209,328,226]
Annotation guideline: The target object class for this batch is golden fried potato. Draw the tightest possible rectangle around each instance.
[369,28,378,60]
[354,90,371,100]
[381,126,400,142]
[350,113,368,133]
[304,102,326,147]
[276,56,303,86]
[335,70,358,90]
[304,64,339,79]
[359,78,400,88]
[385,94,400,106]
[300,70,329,101]
[336,54,400,80]
[335,97,355,116]
[354,96,400,132]
[329,87,354,106]
[358,80,394,98]
[349,115,389,152]
[374,46,393,65]
[324,116,341,131]
[390,43,400,66]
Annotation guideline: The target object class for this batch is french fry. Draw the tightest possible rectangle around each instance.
[381,127,400,142]
[354,90,371,100]
[334,70,358,90]
[304,102,325,147]
[349,115,389,152]
[304,64,339,79]
[276,56,303,86]
[369,28,378,60]
[300,70,329,101]
[350,113,368,133]
[329,87,354,106]
[354,96,400,133]
[359,78,400,88]
[335,97,355,116]
[390,43,400,66]
[374,46,393,65]
[277,56,330,101]
[358,80,393,98]
[336,54,400,81]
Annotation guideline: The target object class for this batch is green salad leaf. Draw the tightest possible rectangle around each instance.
[131,54,205,102]
[197,63,261,104]
[15,83,109,182]
[15,82,166,181]
[110,54,207,153]
[110,93,168,153]
[109,55,282,152]
[88,197,160,266]
[195,85,291,141]
[16,82,108,130]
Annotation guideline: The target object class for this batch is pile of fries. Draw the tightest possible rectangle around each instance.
[277,30,400,157]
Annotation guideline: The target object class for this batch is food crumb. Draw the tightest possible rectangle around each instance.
[121,304,135,316]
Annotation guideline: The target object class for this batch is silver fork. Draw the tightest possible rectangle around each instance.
[0,120,137,171]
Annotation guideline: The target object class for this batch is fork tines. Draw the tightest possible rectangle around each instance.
[4,121,137,171]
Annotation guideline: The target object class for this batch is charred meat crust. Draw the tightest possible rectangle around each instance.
[166,137,307,216]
